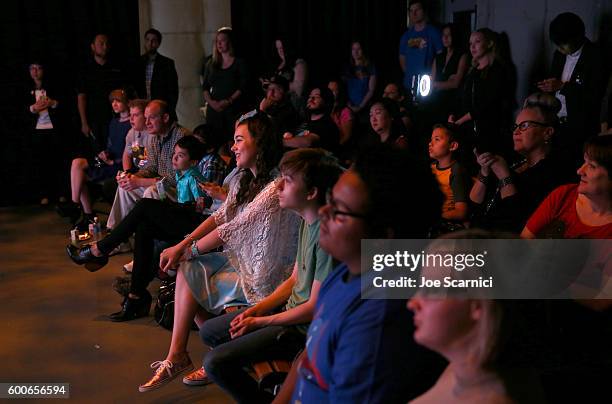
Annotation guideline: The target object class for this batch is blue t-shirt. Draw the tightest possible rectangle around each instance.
[106,118,131,163]
[345,63,377,107]
[399,24,443,91]
[175,166,207,204]
[291,264,441,403]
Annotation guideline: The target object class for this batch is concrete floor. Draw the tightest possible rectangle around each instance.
[0,206,233,403]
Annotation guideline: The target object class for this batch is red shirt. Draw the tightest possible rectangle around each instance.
[526,184,612,238]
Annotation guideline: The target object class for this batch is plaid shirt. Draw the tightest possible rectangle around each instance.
[198,152,228,186]
[137,123,188,188]
[145,54,155,99]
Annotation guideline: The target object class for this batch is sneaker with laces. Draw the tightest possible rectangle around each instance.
[183,367,212,386]
[138,356,194,393]
[122,260,134,273]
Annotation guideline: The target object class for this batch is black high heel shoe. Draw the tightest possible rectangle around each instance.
[109,292,152,322]
[66,244,109,272]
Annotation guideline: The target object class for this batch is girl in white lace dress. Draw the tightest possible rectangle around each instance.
[138,111,300,392]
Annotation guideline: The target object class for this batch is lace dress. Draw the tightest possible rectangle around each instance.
[181,171,301,314]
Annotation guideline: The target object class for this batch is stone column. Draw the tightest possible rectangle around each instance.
[138,0,231,130]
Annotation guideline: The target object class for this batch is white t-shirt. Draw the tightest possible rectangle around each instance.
[556,46,583,118]
[32,89,53,130]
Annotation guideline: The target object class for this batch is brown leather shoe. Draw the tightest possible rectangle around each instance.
[182,367,212,386]
[138,356,194,393]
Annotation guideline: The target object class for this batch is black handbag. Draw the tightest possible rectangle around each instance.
[154,280,176,330]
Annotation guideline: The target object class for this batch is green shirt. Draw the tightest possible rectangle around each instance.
[286,219,334,333]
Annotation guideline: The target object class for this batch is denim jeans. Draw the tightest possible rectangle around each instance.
[200,309,305,404]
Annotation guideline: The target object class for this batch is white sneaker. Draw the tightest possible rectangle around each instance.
[123,261,134,273]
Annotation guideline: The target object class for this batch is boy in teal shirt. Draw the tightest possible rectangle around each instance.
[172,136,208,205]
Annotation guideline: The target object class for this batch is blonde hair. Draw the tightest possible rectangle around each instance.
[211,27,234,68]
[470,300,504,369]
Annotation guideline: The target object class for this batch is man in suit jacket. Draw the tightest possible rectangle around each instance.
[138,28,179,119]
[538,12,604,165]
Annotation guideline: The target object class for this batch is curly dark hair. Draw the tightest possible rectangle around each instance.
[229,112,283,215]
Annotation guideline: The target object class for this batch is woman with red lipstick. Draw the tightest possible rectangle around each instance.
[470,93,573,234]
[522,134,612,239]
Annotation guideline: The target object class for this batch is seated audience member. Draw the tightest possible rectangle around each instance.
[191,123,228,188]
[259,74,299,135]
[283,86,340,154]
[288,144,446,403]
[65,89,131,230]
[470,93,574,234]
[369,99,409,149]
[123,99,151,173]
[342,41,377,121]
[27,60,65,206]
[172,136,208,205]
[68,112,298,328]
[328,79,354,146]
[188,149,342,401]
[428,124,471,236]
[383,82,413,131]
[261,38,308,120]
[521,135,612,239]
[408,296,544,404]
[120,111,297,392]
[120,130,223,277]
[106,99,188,229]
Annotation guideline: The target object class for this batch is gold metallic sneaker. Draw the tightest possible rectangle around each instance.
[138,357,194,393]
[182,367,212,386]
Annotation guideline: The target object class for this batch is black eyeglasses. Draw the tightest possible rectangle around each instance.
[512,120,549,132]
[324,190,369,221]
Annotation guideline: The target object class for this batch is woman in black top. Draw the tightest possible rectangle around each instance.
[449,28,513,157]
[430,24,469,124]
[469,93,575,233]
[26,61,66,205]
[202,27,248,142]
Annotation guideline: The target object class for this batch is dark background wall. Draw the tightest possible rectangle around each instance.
[0,0,140,206]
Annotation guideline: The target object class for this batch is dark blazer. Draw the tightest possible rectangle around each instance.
[138,53,179,113]
[551,39,604,140]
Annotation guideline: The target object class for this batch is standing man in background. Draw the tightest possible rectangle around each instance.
[77,33,127,151]
[137,28,179,120]
[399,0,443,95]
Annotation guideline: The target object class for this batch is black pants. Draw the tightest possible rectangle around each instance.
[97,198,205,295]
[200,310,305,404]
[31,129,67,200]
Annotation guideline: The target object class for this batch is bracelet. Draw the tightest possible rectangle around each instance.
[184,233,197,243]
[477,172,489,185]
[498,176,514,188]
